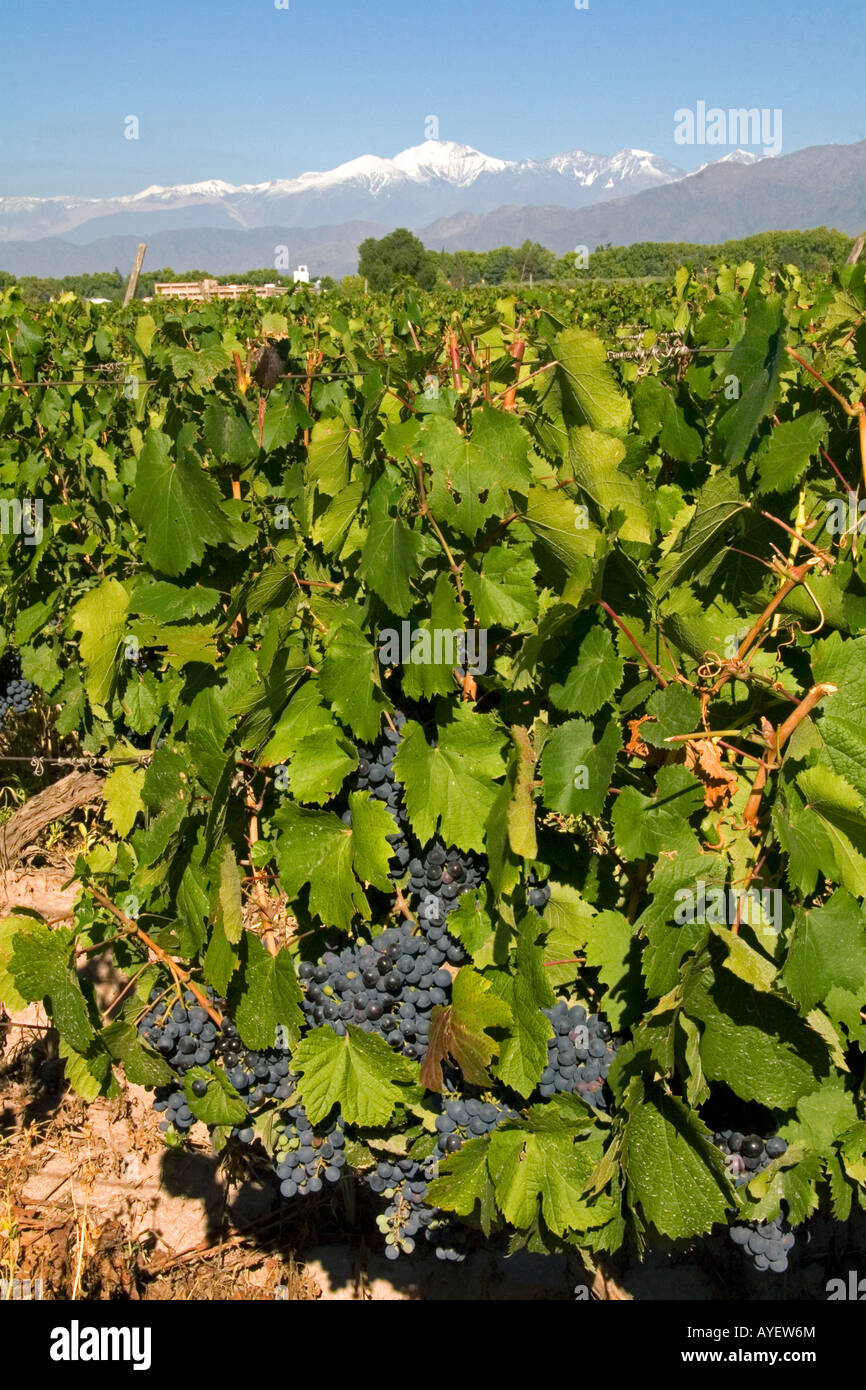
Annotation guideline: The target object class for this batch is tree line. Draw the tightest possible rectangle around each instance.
[0,225,853,303]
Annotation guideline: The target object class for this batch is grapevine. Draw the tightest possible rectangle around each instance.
[1,258,865,1289]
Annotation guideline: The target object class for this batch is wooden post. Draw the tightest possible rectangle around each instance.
[122,242,147,307]
[846,232,866,266]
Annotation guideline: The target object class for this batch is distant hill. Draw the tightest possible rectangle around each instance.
[420,140,866,254]
[0,222,387,280]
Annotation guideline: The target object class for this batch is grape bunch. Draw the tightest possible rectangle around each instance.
[713,1129,788,1182]
[368,1093,516,1261]
[374,1157,468,1263]
[138,987,222,1135]
[712,1131,795,1273]
[434,1093,518,1155]
[729,1216,796,1274]
[0,651,32,723]
[152,1086,197,1134]
[368,1155,442,1259]
[219,1026,294,1110]
[539,1000,618,1110]
[273,1101,346,1197]
[138,987,220,1072]
[350,712,411,881]
[297,918,454,1061]
[407,841,486,962]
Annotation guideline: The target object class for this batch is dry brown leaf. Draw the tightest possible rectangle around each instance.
[686,738,739,810]
[625,715,655,759]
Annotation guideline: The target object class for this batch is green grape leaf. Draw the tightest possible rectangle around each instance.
[216,844,244,946]
[463,546,539,630]
[425,1138,496,1229]
[568,426,651,544]
[204,919,239,997]
[539,716,620,818]
[306,418,350,496]
[184,1066,248,1127]
[394,706,507,852]
[101,1021,172,1087]
[357,474,423,615]
[317,617,390,741]
[754,411,827,494]
[624,1090,730,1238]
[291,1026,416,1126]
[487,1127,595,1236]
[491,917,554,1097]
[128,429,233,577]
[70,579,130,708]
[556,328,632,435]
[685,953,829,1107]
[715,295,785,464]
[540,883,595,988]
[644,684,703,747]
[781,891,866,1010]
[101,762,145,838]
[233,934,304,1051]
[202,401,256,467]
[550,622,624,716]
[7,920,94,1051]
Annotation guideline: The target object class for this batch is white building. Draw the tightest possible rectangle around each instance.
[293,265,310,284]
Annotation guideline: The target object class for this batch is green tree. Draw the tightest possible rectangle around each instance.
[512,240,557,282]
[340,274,366,296]
[358,229,437,291]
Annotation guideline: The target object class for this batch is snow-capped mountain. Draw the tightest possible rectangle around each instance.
[0,140,692,243]
[688,149,763,177]
[1,139,862,280]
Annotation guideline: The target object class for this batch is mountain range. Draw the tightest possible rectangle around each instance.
[0,138,862,279]
[0,142,699,244]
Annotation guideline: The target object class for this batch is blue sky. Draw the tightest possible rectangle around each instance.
[2,0,863,195]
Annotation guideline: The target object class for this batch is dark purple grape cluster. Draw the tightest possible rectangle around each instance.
[368,1093,516,1261]
[712,1131,795,1273]
[139,987,220,1073]
[139,989,295,1140]
[349,712,411,881]
[539,1000,619,1110]
[152,1084,196,1133]
[273,1100,346,1196]
[297,918,453,1060]
[729,1215,796,1274]
[139,987,222,1135]
[220,1024,294,1110]
[434,1092,518,1155]
[0,650,32,722]
[713,1129,788,1184]
[408,841,487,963]
[369,1155,442,1259]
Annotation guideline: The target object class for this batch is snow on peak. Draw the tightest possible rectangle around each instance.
[686,149,765,178]
[391,140,510,183]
